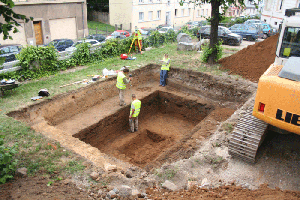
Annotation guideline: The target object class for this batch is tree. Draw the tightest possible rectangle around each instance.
[180,0,245,64]
[0,0,32,40]
[87,0,109,12]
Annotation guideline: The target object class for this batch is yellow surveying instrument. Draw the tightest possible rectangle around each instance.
[128,29,142,54]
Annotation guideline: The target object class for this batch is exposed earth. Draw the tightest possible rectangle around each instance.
[1,35,300,199]
[219,34,279,82]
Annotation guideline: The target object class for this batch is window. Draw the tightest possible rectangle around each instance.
[157,10,161,19]
[57,41,65,46]
[167,0,170,6]
[279,27,300,58]
[0,47,9,54]
[197,10,200,17]
[148,11,153,20]
[206,9,208,16]
[188,8,191,16]
[175,9,178,17]
[139,12,144,21]
[89,41,97,45]
[181,9,184,16]
[66,40,73,46]
[201,9,204,16]
[139,0,143,3]
[149,0,153,3]
[10,46,19,52]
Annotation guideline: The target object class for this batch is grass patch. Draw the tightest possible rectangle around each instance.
[222,123,234,133]
[223,47,239,51]
[87,20,115,35]
[155,168,178,180]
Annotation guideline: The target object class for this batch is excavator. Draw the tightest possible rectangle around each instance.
[229,8,300,163]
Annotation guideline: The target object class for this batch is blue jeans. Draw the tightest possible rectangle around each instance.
[160,70,168,86]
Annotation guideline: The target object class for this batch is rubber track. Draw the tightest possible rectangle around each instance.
[229,111,268,163]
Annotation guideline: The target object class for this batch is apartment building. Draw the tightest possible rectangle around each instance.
[261,0,300,29]
[225,5,244,17]
[0,0,88,46]
[109,0,211,32]
[242,0,264,16]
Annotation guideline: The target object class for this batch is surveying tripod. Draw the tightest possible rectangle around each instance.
[128,34,142,54]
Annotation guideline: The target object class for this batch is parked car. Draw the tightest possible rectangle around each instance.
[47,39,74,52]
[156,24,169,30]
[106,32,127,40]
[244,19,263,25]
[185,21,196,29]
[196,25,211,40]
[198,26,242,46]
[262,23,276,38]
[252,23,265,39]
[109,30,130,38]
[158,27,175,34]
[86,34,106,42]
[138,28,155,38]
[65,39,101,53]
[0,44,22,63]
[229,24,260,41]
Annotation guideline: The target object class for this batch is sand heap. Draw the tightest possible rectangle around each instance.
[219,34,279,82]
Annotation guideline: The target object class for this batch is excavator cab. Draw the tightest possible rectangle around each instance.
[229,8,300,162]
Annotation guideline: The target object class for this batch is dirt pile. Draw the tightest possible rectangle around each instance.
[147,184,300,200]
[219,34,279,82]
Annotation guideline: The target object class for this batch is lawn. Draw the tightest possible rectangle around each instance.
[87,20,115,35]
[0,43,229,181]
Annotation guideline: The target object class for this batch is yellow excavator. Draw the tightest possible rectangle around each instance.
[229,8,300,162]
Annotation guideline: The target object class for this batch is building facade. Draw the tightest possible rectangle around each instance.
[242,0,264,16]
[0,0,88,46]
[261,0,300,29]
[225,5,244,17]
[109,0,211,32]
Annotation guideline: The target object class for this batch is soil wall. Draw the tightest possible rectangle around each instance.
[7,64,255,128]
[74,91,214,147]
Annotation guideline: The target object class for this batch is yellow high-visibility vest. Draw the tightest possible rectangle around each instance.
[161,57,170,71]
[130,99,141,117]
[116,72,126,90]
[134,30,142,40]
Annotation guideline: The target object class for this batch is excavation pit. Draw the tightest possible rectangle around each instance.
[7,65,255,170]
[73,91,214,168]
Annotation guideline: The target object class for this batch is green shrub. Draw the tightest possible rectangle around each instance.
[201,40,223,63]
[72,42,91,65]
[3,31,177,80]
[0,135,18,184]
[16,46,59,80]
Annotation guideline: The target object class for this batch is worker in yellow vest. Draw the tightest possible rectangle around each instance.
[116,67,131,106]
[159,54,170,87]
[133,28,142,53]
[129,94,141,133]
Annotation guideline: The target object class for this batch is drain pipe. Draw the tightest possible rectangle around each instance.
[82,1,85,38]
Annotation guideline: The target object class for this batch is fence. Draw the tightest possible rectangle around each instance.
[88,27,112,37]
